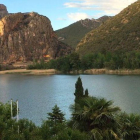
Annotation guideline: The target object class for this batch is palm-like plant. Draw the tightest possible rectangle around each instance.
[71,97,121,140]
[119,113,140,140]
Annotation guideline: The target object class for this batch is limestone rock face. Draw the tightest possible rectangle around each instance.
[0,12,71,64]
[0,4,8,19]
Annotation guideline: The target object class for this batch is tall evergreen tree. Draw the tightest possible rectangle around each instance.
[74,77,84,101]
[74,77,89,102]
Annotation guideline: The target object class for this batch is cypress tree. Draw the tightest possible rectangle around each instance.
[74,77,84,101]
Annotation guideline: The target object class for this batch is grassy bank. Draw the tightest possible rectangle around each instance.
[1,68,140,75]
[84,69,140,75]
[0,69,58,75]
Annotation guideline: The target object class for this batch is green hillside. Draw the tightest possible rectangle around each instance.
[76,1,140,55]
[55,16,111,48]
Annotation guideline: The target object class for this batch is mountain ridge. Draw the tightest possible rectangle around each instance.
[56,16,112,48]
[76,1,140,55]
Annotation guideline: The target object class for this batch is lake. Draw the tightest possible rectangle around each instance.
[0,74,140,126]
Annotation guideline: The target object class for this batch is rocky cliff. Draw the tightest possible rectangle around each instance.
[0,4,8,19]
[0,12,71,64]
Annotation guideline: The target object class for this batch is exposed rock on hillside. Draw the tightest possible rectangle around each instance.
[0,12,71,64]
[56,16,111,48]
[76,1,140,55]
[0,4,8,19]
[80,16,111,29]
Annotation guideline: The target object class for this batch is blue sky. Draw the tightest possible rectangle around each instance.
[1,0,137,30]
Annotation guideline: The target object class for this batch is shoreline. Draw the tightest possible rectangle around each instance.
[1,68,140,75]
[0,69,58,75]
[84,69,140,75]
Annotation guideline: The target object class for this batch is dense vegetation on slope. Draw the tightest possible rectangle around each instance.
[56,16,111,48]
[76,1,140,55]
[1,78,140,140]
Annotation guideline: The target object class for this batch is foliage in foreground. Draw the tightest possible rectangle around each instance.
[1,99,140,140]
[71,97,121,140]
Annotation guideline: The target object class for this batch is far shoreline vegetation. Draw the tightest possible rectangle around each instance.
[27,51,140,73]
[1,51,140,75]
[1,77,140,140]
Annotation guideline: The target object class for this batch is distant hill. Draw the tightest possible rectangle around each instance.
[76,1,140,55]
[55,16,111,48]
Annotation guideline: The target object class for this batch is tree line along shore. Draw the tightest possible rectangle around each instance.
[1,51,140,75]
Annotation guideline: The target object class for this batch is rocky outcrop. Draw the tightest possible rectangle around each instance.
[0,4,8,19]
[80,16,112,29]
[0,12,71,64]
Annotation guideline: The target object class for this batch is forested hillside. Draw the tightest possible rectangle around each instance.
[56,16,111,48]
[76,1,140,55]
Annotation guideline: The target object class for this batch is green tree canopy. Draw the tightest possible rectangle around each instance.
[47,105,65,124]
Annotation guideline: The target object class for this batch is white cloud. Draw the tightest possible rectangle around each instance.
[57,18,67,21]
[67,12,90,21]
[64,0,137,15]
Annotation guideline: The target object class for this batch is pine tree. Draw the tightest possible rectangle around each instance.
[47,105,65,124]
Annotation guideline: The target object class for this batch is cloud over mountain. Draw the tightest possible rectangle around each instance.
[67,12,90,21]
[64,0,137,15]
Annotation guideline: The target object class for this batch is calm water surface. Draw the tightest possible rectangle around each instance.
[0,74,140,125]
